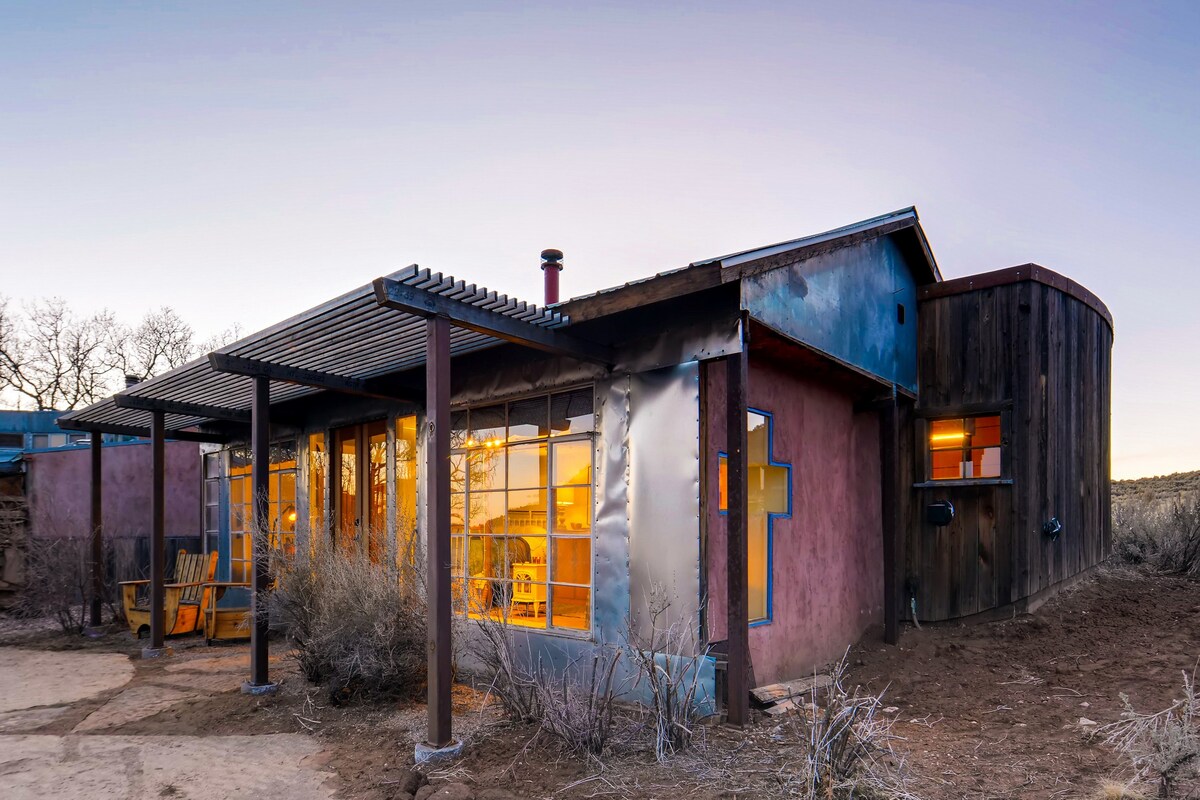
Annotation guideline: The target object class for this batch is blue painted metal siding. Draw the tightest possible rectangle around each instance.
[740,236,919,392]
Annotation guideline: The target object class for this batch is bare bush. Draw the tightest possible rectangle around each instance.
[467,602,623,761]
[467,605,540,722]
[533,647,622,759]
[14,536,118,633]
[625,585,711,762]
[1097,669,1200,799]
[1113,493,1200,575]
[782,651,919,799]
[269,530,426,703]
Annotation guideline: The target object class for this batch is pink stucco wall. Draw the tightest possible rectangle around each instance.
[705,357,884,685]
[24,441,201,540]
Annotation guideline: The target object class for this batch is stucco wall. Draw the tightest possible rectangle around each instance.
[24,441,201,541]
[705,356,884,685]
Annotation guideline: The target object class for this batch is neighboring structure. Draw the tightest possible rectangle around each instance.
[0,410,201,605]
[59,208,1112,739]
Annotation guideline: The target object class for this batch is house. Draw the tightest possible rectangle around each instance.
[58,207,1112,741]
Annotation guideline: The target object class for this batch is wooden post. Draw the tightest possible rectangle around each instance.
[425,315,453,748]
[725,341,750,727]
[249,375,272,688]
[880,392,901,645]
[89,432,103,628]
[149,410,166,651]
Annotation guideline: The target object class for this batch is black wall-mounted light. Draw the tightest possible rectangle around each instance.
[926,499,955,527]
[1043,517,1063,541]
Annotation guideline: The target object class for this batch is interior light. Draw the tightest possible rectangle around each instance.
[930,432,966,443]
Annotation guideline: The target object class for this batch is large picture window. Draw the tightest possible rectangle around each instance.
[928,415,1002,480]
[449,387,594,632]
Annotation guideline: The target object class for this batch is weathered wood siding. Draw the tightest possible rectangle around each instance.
[910,278,1112,620]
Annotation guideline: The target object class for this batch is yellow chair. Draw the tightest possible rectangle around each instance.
[120,550,218,638]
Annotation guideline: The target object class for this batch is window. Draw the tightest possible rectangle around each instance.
[718,410,791,624]
[0,433,23,448]
[396,415,418,567]
[228,442,298,581]
[308,433,326,537]
[450,387,594,632]
[203,453,221,562]
[31,434,48,449]
[928,415,1002,480]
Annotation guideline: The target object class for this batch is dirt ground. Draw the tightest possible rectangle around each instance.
[1,564,1197,799]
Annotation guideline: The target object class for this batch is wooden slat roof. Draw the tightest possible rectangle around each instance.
[59,265,568,437]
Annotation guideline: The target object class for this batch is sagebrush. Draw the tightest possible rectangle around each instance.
[1113,492,1200,575]
[1098,669,1200,799]
[269,529,426,702]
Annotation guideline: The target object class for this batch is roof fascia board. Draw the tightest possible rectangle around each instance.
[721,217,922,282]
[373,277,614,366]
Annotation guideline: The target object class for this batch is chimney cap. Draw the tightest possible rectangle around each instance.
[540,248,563,263]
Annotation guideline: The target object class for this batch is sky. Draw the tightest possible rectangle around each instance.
[0,1,1196,479]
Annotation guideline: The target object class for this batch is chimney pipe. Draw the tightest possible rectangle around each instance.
[540,249,563,305]
[124,374,141,389]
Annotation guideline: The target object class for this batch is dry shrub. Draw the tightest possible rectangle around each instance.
[14,535,118,633]
[1113,493,1200,574]
[467,603,623,761]
[625,584,712,762]
[1097,669,1200,799]
[269,530,426,703]
[782,651,918,799]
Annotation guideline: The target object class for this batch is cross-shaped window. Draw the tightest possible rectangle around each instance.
[719,409,792,623]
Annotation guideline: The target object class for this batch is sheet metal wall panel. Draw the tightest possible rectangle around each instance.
[741,236,919,392]
[592,375,632,640]
[627,363,702,641]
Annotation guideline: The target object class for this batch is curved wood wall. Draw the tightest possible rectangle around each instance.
[909,275,1112,621]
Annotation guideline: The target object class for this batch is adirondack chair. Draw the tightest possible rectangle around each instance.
[120,549,218,638]
[202,581,252,644]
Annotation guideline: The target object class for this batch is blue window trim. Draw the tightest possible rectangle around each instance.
[716,408,792,627]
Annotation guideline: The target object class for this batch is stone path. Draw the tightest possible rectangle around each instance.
[0,647,336,799]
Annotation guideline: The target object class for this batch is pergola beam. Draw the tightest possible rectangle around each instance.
[57,417,231,444]
[114,394,251,423]
[209,353,416,403]
[373,277,614,366]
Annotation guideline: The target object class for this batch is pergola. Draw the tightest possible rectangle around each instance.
[60,263,759,744]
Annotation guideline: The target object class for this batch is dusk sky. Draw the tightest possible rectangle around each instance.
[1,1,1196,479]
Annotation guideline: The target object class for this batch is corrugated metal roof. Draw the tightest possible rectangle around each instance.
[60,265,567,434]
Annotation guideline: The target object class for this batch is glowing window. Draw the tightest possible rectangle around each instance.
[449,388,594,633]
[928,415,1002,480]
[718,410,791,624]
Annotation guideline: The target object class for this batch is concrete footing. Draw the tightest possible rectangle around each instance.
[414,739,464,765]
[140,646,173,660]
[241,681,279,696]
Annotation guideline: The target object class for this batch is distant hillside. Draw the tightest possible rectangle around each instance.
[1113,470,1200,504]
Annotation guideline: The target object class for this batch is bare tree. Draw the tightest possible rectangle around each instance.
[0,296,115,410]
[107,306,196,382]
[195,322,244,354]
[0,296,233,410]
